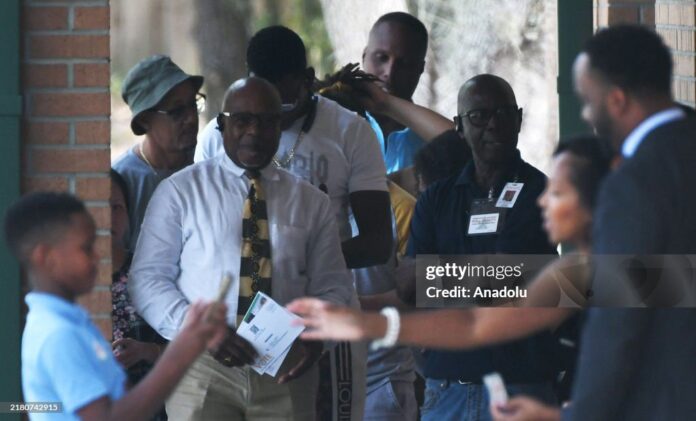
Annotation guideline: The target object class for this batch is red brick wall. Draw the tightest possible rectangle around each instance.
[21,0,112,338]
[595,0,656,28]
[656,0,696,108]
[594,0,696,108]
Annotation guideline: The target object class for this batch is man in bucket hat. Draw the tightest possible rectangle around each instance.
[113,55,205,250]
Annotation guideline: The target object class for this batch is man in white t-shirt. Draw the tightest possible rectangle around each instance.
[195,26,392,421]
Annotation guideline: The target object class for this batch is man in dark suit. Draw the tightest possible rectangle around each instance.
[565,25,696,421]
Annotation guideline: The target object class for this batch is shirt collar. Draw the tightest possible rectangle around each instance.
[455,160,477,186]
[219,152,281,182]
[25,291,90,323]
[365,112,386,154]
[621,107,685,158]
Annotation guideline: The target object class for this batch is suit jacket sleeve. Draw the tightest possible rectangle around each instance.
[593,164,666,254]
[567,309,650,421]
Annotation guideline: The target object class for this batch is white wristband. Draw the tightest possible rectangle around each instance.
[370,307,400,351]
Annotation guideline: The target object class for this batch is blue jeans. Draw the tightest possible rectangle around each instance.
[421,379,557,421]
[364,380,418,421]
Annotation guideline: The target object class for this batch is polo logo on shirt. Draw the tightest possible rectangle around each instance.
[93,340,108,361]
[288,151,329,188]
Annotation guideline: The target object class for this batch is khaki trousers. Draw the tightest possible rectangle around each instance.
[166,351,318,421]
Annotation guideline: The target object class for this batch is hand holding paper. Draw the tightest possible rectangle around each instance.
[236,292,306,377]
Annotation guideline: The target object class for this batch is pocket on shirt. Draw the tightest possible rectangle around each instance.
[270,223,309,278]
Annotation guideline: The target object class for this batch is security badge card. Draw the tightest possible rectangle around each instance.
[468,198,503,235]
[468,183,523,235]
[495,182,524,208]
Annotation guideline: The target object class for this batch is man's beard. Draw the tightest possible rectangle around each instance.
[593,102,619,152]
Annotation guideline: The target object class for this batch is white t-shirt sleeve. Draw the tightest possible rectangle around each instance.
[345,117,388,193]
[305,193,354,306]
[194,118,224,163]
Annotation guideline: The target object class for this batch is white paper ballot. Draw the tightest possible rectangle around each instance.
[236,292,305,376]
[265,343,292,376]
[483,372,509,405]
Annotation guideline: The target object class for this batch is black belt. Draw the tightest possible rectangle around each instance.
[433,379,482,387]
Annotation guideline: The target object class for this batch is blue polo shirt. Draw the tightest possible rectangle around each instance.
[22,292,126,420]
[407,152,559,382]
[367,113,426,173]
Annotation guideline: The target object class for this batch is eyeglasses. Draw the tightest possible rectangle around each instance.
[454,105,521,128]
[155,93,207,121]
[218,111,282,130]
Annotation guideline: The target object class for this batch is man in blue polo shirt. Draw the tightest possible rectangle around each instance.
[407,74,558,420]
[362,12,428,174]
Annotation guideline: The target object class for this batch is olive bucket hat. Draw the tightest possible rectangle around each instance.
[121,55,204,135]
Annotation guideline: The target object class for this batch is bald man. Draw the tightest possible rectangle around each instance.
[129,77,354,420]
[405,74,558,421]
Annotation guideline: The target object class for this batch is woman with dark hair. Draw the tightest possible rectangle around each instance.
[110,169,168,420]
[413,131,471,194]
[523,135,612,307]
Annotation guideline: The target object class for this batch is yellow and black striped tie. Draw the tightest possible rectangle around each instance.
[238,173,272,318]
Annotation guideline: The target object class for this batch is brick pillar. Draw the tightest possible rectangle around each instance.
[21,0,112,338]
[656,0,696,108]
[595,0,656,28]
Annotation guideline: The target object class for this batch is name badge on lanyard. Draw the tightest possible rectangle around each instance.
[468,197,505,235]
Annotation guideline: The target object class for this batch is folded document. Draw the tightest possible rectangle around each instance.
[236,292,305,376]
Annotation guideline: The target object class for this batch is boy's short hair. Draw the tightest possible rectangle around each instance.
[3,192,87,264]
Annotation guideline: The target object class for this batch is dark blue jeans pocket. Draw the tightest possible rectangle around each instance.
[421,383,442,413]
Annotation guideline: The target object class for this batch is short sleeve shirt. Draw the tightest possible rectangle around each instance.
[406,152,559,382]
[366,114,427,174]
[112,148,176,251]
[22,292,126,420]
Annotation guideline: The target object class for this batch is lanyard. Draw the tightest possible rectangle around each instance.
[488,172,520,200]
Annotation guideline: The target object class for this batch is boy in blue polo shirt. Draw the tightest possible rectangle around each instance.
[5,192,228,421]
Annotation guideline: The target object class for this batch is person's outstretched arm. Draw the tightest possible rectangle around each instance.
[341,116,393,268]
[352,80,454,142]
[77,301,227,421]
[287,299,571,350]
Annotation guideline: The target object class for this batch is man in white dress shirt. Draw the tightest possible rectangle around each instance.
[196,26,392,421]
[129,77,354,420]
